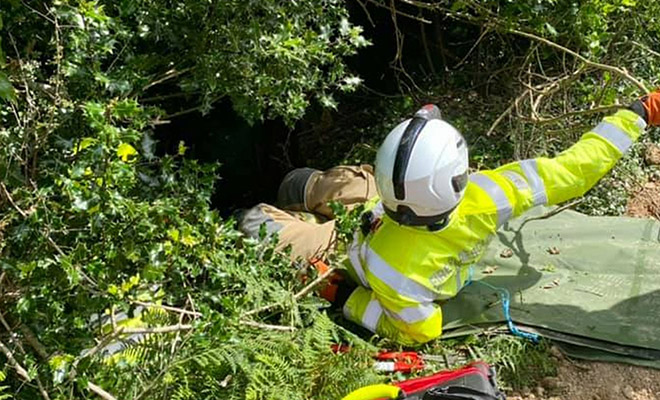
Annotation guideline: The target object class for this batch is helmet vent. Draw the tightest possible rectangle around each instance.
[451,171,468,193]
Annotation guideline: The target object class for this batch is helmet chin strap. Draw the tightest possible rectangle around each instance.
[383,203,457,230]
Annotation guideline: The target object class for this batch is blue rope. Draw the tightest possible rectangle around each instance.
[464,267,539,343]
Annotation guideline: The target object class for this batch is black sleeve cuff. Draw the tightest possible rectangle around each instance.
[333,280,357,309]
[629,98,648,123]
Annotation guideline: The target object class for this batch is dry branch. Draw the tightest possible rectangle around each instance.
[511,29,649,93]
[87,382,119,400]
[525,105,624,125]
[132,301,203,318]
[120,324,193,335]
[364,0,431,23]
[239,320,297,332]
[486,91,528,136]
[0,339,30,381]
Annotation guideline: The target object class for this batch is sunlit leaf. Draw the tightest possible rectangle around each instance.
[117,143,138,161]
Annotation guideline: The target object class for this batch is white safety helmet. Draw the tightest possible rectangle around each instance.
[375,104,469,228]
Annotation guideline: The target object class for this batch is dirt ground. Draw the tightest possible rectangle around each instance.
[626,144,660,219]
[509,144,660,400]
[509,353,660,400]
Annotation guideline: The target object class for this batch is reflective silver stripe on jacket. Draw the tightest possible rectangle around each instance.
[364,246,437,303]
[520,159,548,206]
[386,303,436,324]
[348,233,370,288]
[361,299,383,333]
[455,268,463,292]
[593,121,632,153]
[371,201,385,218]
[470,173,513,228]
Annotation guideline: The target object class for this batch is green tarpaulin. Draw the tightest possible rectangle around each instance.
[441,207,660,366]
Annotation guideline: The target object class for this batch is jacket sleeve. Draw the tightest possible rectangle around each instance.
[341,286,444,345]
[467,109,647,231]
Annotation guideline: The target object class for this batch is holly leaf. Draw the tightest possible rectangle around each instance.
[117,143,138,162]
[0,72,16,104]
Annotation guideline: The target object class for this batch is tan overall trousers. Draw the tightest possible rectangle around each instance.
[239,165,377,260]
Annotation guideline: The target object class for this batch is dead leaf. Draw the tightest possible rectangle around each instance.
[500,248,514,258]
[482,265,498,274]
[542,279,560,289]
[547,246,560,255]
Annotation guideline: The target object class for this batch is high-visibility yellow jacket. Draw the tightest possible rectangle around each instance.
[342,109,647,345]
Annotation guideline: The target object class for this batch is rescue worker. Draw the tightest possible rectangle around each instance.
[239,91,660,345]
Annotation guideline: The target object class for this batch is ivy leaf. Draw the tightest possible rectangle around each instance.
[117,143,138,162]
[0,72,16,104]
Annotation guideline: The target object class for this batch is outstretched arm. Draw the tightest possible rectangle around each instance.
[465,93,656,231]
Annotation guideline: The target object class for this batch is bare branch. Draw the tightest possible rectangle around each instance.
[19,325,49,360]
[519,199,584,230]
[0,339,31,381]
[454,27,491,69]
[120,324,193,335]
[486,91,528,136]
[363,0,431,24]
[525,105,624,125]
[87,382,118,400]
[511,29,649,93]
[631,41,660,59]
[132,301,203,318]
[239,320,296,332]
[142,68,192,92]
[0,182,28,217]
[355,0,376,27]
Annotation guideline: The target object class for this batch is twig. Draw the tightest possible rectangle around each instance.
[454,27,490,69]
[73,331,122,376]
[0,310,50,399]
[141,68,191,92]
[363,0,431,23]
[397,0,439,10]
[19,325,49,359]
[525,104,624,125]
[244,266,337,317]
[239,320,296,332]
[110,306,117,332]
[132,301,203,318]
[486,91,528,136]
[0,339,30,381]
[0,182,28,217]
[631,41,660,59]
[87,382,118,400]
[420,20,436,75]
[511,29,649,93]
[120,324,193,335]
[355,0,375,27]
[519,199,583,230]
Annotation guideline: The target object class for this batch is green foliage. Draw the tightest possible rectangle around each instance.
[427,335,558,391]
[90,314,382,400]
[0,1,376,399]
[472,336,557,391]
[104,0,369,124]
[329,201,366,245]
[3,0,660,398]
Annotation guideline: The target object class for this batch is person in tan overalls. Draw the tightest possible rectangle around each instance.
[239,165,378,261]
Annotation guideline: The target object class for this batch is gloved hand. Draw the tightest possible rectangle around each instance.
[630,90,660,126]
[309,258,356,306]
